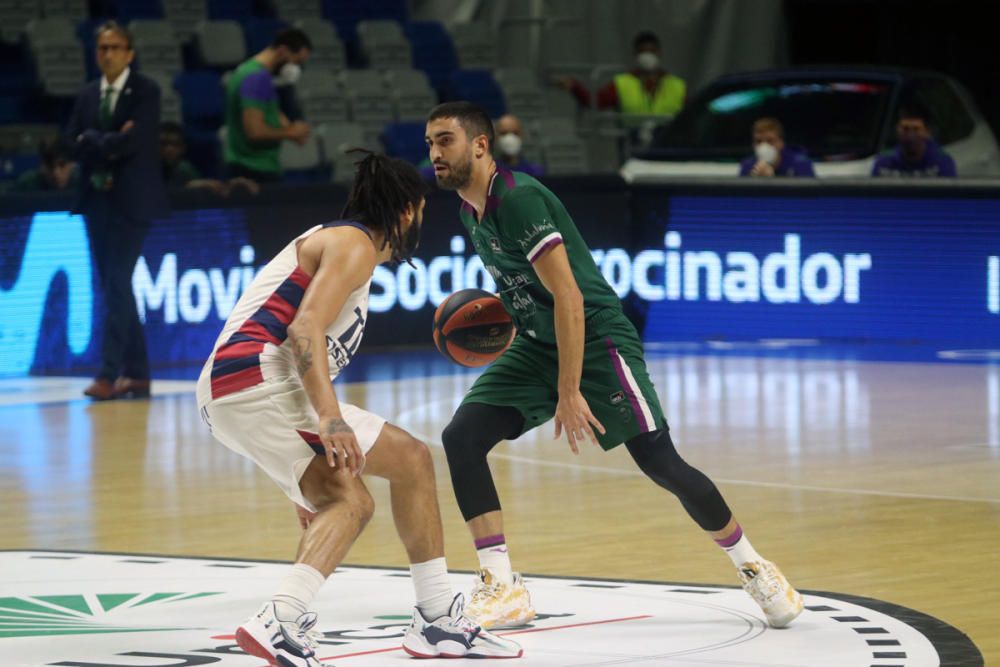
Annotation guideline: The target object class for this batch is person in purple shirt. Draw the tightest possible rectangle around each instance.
[871,109,957,177]
[494,114,544,178]
[739,117,815,178]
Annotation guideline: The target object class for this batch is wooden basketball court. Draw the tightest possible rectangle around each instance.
[1,350,997,664]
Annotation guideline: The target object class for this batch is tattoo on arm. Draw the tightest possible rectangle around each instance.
[291,335,313,376]
[324,418,352,435]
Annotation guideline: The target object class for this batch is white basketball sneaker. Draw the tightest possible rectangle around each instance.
[402,593,523,659]
[235,602,331,667]
[738,560,804,628]
[465,569,536,629]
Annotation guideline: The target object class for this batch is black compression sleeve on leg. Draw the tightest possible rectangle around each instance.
[626,429,733,531]
[441,403,525,522]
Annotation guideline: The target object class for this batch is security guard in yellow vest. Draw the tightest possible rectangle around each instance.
[557,32,685,126]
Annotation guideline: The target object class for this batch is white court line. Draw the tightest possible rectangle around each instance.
[393,398,1000,506]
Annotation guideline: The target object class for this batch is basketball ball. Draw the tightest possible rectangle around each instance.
[433,289,515,367]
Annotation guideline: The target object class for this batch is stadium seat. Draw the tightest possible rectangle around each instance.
[381,121,427,165]
[447,21,497,70]
[130,20,183,79]
[446,70,505,119]
[339,69,393,143]
[39,0,86,22]
[541,134,589,175]
[242,18,289,54]
[493,68,547,120]
[162,0,206,44]
[384,68,436,121]
[316,121,369,183]
[297,69,349,125]
[173,70,224,128]
[147,72,183,123]
[274,0,322,22]
[357,19,411,69]
[193,19,246,69]
[322,0,407,44]
[25,18,86,97]
[0,0,38,45]
[296,19,345,71]
[117,0,165,22]
[206,0,253,21]
[404,20,457,93]
[279,132,327,182]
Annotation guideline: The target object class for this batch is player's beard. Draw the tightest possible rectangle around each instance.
[434,149,473,190]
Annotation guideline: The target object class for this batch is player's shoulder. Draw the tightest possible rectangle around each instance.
[496,171,549,208]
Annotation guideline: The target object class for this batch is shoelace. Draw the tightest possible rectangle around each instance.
[745,566,782,603]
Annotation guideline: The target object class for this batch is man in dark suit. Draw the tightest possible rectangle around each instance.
[66,21,168,400]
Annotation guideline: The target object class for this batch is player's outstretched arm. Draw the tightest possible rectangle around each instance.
[287,228,376,476]
[533,244,606,453]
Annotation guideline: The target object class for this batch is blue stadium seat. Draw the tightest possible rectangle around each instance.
[405,21,457,93]
[173,71,223,128]
[381,122,427,165]
[0,153,41,182]
[116,0,165,21]
[242,17,288,54]
[446,70,506,118]
[206,0,253,21]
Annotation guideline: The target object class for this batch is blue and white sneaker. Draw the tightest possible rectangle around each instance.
[235,602,332,667]
[402,593,523,659]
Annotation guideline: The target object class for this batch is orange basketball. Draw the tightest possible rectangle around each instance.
[432,289,515,367]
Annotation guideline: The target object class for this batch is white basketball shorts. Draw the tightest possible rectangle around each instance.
[199,377,387,512]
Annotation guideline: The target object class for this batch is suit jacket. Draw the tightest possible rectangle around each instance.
[65,70,169,223]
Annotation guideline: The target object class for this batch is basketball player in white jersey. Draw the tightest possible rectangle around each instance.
[197,153,522,666]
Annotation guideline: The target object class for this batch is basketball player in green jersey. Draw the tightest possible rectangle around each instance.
[425,102,803,631]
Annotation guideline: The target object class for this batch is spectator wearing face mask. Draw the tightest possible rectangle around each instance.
[494,114,544,177]
[223,27,312,184]
[9,138,78,192]
[739,117,815,178]
[871,109,956,177]
[556,31,686,121]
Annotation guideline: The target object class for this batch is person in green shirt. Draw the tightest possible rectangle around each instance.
[425,101,803,633]
[9,138,77,193]
[224,28,312,184]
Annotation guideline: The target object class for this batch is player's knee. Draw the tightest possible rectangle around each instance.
[441,415,474,464]
[395,433,435,478]
[627,430,685,486]
[342,482,375,527]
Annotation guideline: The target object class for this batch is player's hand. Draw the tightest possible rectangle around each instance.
[287,121,311,146]
[553,389,606,454]
[318,415,365,477]
[295,503,316,530]
[750,160,775,177]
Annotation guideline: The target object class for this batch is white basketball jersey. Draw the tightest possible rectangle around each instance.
[196,222,372,407]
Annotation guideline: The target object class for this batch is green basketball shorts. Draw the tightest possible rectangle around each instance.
[461,314,666,450]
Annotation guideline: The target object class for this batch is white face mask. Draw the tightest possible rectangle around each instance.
[636,52,660,72]
[496,132,522,158]
[274,62,301,86]
[754,141,779,165]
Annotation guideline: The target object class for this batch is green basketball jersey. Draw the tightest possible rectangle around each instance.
[457,168,621,345]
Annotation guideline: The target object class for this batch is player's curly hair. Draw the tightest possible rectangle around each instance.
[341,150,425,264]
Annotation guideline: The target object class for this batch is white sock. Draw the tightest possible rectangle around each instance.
[723,534,764,568]
[410,557,454,620]
[272,563,326,622]
[476,536,513,585]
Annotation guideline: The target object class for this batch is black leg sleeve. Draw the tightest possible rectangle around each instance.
[626,429,733,531]
[441,403,525,522]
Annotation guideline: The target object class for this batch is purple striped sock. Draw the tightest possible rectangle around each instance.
[474,533,506,550]
[715,524,743,549]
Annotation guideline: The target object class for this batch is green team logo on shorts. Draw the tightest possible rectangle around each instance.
[0,592,222,638]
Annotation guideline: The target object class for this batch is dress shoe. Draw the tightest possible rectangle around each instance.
[113,377,151,399]
[83,378,116,400]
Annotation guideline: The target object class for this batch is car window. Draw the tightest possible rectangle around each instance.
[896,78,975,146]
[650,80,892,161]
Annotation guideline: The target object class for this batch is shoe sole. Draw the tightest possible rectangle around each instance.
[402,637,523,659]
[235,627,279,667]
[767,592,805,628]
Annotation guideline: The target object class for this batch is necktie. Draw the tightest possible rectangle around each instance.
[99,87,114,130]
[91,87,115,189]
